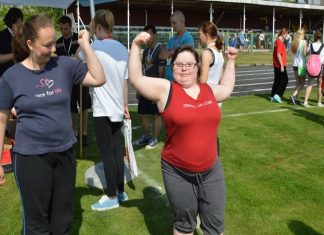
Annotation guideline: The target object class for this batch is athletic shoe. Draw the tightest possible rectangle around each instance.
[133,135,150,146]
[117,191,128,202]
[145,137,159,149]
[91,195,119,211]
[290,95,297,105]
[318,103,324,107]
[273,94,282,103]
[303,102,311,108]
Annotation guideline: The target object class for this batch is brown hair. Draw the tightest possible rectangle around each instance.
[199,21,223,50]
[13,15,53,62]
[94,9,115,34]
[314,30,322,41]
[277,27,288,37]
[171,45,200,77]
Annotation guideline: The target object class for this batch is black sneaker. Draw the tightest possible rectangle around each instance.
[82,134,89,147]
[290,95,296,105]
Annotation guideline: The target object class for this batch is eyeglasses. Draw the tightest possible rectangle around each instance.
[172,62,198,69]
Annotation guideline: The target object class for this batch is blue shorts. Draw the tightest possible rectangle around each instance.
[138,95,159,115]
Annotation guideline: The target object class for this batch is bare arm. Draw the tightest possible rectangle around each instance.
[0,53,13,64]
[0,110,10,186]
[129,32,169,112]
[210,47,238,102]
[77,30,105,87]
[199,50,213,83]
[303,41,308,57]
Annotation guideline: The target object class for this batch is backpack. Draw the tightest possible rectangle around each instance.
[306,43,324,77]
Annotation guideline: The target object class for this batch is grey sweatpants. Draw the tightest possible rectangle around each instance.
[162,159,226,235]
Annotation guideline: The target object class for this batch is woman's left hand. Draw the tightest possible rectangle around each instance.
[225,47,238,60]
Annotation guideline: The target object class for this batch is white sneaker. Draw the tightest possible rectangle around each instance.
[303,102,311,108]
[318,103,324,107]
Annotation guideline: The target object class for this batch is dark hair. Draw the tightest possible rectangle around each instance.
[314,30,322,41]
[171,45,200,77]
[59,15,72,26]
[94,9,114,34]
[13,15,54,63]
[278,27,288,37]
[4,7,23,28]
[199,21,223,50]
[143,25,156,34]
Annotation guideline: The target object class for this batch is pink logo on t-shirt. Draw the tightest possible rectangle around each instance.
[36,78,54,89]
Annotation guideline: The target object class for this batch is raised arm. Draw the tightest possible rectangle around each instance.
[211,47,237,102]
[129,32,169,111]
[0,110,10,186]
[77,30,105,87]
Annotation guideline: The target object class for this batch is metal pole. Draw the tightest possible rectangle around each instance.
[209,2,213,22]
[89,0,95,18]
[272,7,275,50]
[243,4,246,33]
[299,10,303,29]
[145,9,147,25]
[127,0,130,52]
[171,0,174,35]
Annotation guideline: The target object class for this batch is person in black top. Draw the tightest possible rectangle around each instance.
[56,15,92,146]
[0,7,23,77]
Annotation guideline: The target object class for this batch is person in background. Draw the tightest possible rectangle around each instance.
[159,10,194,81]
[133,25,164,149]
[0,7,23,78]
[77,9,129,211]
[290,28,307,105]
[0,15,105,234]
[198,21,224,92]
[303,30,324,108]
[270,28,289,103]
[56,15,92,146]
[129,31,237,235]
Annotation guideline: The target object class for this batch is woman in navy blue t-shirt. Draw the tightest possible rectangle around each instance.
[0,15,105,234]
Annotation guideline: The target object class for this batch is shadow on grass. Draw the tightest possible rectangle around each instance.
[289,107,324,126]
[122,186,173,235]
[71,186,103,235]
[288,220,323,235]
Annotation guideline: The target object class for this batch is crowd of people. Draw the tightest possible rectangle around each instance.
[270,27,324,108]
[0,7,235,235]
[0,5,322,235]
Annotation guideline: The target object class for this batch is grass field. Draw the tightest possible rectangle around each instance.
[1,89,323,235]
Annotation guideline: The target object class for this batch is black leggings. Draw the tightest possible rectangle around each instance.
[271,66,289,98]
[94,117,124,197]
[13,148,76,235]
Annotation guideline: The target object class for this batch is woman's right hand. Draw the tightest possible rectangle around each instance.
[0,165,5,186]
[133,32,151,46]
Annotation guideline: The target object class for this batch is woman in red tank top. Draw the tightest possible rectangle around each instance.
[129,32,237,235]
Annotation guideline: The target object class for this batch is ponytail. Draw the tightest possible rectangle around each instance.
[12,23,29,62]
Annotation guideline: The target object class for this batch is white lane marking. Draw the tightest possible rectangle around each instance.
[223,106,311,118]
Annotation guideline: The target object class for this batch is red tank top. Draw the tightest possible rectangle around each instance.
[161,82,221,172]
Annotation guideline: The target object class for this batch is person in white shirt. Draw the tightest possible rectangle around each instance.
[77,9,129,211]
[290,28,307,105]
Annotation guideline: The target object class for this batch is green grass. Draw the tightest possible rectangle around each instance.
[235,51,293,65]
[1,91,324,235]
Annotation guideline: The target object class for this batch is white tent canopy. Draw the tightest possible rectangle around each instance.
[0,0,74,8]
[0,0,116,8]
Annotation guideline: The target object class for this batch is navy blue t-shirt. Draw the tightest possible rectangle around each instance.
[0,56,87,155]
